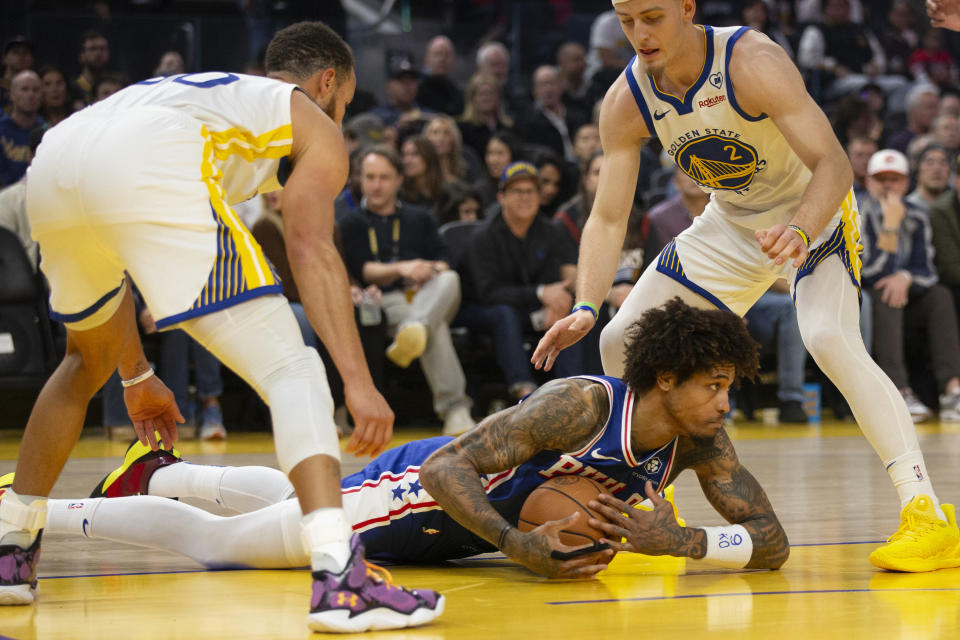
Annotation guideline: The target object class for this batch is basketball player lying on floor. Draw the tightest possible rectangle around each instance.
[22,300,789,577]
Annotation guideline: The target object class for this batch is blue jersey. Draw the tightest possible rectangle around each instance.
[342,376,680,562]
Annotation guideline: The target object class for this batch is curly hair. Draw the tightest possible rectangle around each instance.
[264,21,354,84]
[622,298,759,393]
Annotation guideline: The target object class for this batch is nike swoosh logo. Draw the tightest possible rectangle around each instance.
[82,518,90,537]
[653,109,670,120]
[590,449,621,462]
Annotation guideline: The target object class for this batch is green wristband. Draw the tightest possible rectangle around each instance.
[572,301,599,320]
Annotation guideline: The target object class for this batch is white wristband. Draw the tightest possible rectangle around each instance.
[701,524,753,568]
[121,368,155,388]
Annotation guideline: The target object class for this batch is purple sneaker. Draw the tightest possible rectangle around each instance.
[307,535,444,632]
[0,530,42,605]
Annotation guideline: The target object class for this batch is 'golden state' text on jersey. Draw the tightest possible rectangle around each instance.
[626,26,810,229]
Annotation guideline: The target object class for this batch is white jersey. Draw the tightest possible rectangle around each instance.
[626,26,811,230]
[70,72,297,205]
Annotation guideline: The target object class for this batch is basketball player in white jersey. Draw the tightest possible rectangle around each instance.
[0,22,443,632]
[532,0,960,572]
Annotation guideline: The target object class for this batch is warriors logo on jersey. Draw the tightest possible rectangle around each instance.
[675,134,758,191]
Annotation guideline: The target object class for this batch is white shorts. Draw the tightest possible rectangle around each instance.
[658,190,861,316]
[26,107,280,330]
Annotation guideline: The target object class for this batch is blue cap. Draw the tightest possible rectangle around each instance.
[499,161,540,191]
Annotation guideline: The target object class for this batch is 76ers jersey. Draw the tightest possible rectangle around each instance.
[78,72,296,204]
[626,26,810,227]
[343,375,679,562]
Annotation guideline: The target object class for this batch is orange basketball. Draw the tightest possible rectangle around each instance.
[517,476,613,547]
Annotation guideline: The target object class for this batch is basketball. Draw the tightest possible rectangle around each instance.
[517,476,613,547]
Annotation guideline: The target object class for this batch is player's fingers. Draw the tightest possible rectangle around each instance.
[143,422,160,451]
[587,500,629,524]
[595,493,632,513]
[599,538,634,552]
[588,517,630,540]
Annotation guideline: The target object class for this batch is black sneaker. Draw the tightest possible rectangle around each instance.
[778,400,809,424]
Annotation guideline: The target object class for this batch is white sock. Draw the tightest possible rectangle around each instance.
[301,507,352,574]
[148,464,294,513]
[46,498,103,537]
[0,490,46,548]
[886,452,946,521]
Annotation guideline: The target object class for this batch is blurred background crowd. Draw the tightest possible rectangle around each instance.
[3,0,960,438]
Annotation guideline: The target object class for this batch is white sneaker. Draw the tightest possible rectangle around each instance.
[939,390,960,422]
[902,389,933,423]
[386,322,427,368]
[442,406,475,436]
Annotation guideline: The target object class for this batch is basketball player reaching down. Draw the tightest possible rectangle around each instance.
[25,301,789,576]
[0,22,443,632]
[532,0,960,571]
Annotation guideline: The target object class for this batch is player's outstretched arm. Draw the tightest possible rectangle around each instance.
[732,31,853,269]
[284,91,393,457]
[589,428,788,569]
[420,379,614,578]
[532,78,646,371]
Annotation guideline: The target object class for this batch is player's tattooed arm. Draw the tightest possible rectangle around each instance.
[420,379,612,577]
[675,429,790,569]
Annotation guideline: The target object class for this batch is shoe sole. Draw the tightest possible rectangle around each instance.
[386,325,427,368]
[306,596,445,633]
[0,584,35,605]
[869,547,960,572]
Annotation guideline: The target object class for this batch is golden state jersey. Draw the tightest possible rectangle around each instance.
[626,26,811,228]
[84,72,296,204]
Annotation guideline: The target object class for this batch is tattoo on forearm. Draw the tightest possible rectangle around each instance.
[420,379,609,560]
[679,429,790,568]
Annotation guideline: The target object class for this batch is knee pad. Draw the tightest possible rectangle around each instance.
[263,346,340,474]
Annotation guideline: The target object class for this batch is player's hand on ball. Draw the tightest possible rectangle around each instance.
[531,309,596,372]
[507,512,614,579]
[124,374,185,451]
[588,481,685,556]
[344,381,394,457]
[755,224,809,268]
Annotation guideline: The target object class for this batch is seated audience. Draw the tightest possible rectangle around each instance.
[887,83,939,153]
[435,181,482,226]
[860,149,960,422]
[460,162,585,400]
[0,70,42,187]
[400,135,444,209]
[72,30,111,107]
[417,36,463,116]
[424,114,479,183]
[37,65,72,127]
[533,151,570,217]
[339,145,476,436]
[847,136,878,202]
[371,51,432,138]
[516,65,587,163]
[458,72,513,160]
[474,129,520,210]
[906,143,951,212]
[555,42,589,115]
[1,37,34,113]
[929,156,960,333]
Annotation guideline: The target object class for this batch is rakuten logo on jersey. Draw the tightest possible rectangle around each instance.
[698,95,726,109]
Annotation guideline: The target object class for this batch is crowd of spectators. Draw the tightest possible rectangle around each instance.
[4,0,960,432]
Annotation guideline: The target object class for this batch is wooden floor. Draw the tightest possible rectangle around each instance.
[1,419,959,639]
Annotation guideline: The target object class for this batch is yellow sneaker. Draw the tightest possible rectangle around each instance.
[869,497,960,572]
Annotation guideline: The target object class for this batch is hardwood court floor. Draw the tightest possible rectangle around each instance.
[1,420,959,640]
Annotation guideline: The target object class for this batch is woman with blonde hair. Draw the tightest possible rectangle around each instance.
[458,72,513,158]
[424,114,472,182]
